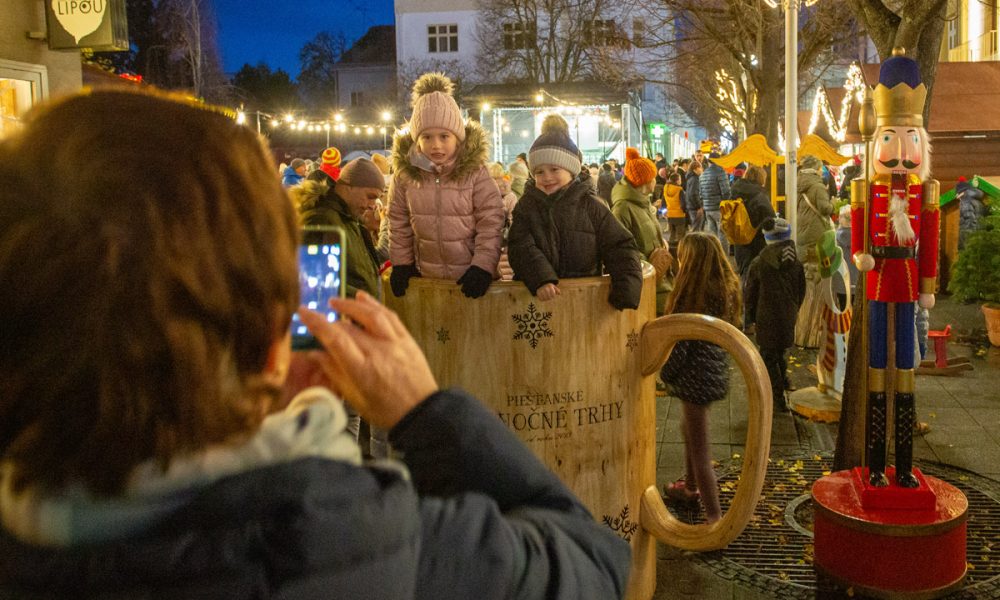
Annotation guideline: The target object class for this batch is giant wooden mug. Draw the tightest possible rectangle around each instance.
[385,266,772,600]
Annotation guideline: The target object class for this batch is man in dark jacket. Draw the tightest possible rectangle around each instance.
[677,158,691,189]
[291,157,388,456]
[699,154,732,254]
[597,162,617,204]
[745,218,806,409]
[293,158,385,299]
[685,161,704,231]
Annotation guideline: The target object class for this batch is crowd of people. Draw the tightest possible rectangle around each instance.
[272,73,865,527]
[0,65,887,596]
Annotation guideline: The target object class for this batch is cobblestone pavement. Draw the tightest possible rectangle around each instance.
[651,293,1000,598]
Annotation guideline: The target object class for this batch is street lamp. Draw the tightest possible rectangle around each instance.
[764,0,819,242]
[380,111,392,149]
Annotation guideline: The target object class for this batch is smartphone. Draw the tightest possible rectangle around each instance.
[291,225,345,350]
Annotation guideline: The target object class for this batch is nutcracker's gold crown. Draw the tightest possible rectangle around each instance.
[873,81,927,127]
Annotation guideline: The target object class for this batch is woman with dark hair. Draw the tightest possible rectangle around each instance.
[730,165,777,278]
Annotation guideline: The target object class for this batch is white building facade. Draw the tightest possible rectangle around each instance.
[394,0,480,86]
[393,0,702,160]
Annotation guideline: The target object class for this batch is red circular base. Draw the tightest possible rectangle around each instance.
[812,470,968,599]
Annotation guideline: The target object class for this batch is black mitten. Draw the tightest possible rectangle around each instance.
[608,286,639,311]
[390,264,420,297]
[456,265,493,299]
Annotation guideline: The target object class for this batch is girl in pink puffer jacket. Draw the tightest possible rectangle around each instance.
[388,73,504,298]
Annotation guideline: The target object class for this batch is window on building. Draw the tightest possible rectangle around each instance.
[632,18,645,48]
[351,91,364,107]
[503,21,537,50]
[0,60,46,139]
[428,24,459,53]
[947,0,962,49]
[584,20,619,47]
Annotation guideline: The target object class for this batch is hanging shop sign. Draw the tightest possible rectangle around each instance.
[46,0,129,52]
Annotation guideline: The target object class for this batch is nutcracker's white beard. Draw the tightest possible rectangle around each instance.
[889,195,916,244]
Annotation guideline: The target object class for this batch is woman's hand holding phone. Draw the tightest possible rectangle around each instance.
[297,292,439,430]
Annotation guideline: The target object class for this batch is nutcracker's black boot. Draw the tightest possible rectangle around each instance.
[867,390,889,487]
[895,389,919,488]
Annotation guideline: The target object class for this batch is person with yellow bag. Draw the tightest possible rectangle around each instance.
[724,165,777,278]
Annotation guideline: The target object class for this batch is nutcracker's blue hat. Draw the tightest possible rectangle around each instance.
[873,47,926,127]
[878,50,922,88]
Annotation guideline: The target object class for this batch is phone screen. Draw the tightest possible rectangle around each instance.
[291,226,345,350]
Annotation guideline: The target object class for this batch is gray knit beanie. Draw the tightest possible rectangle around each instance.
[339,158,386,190]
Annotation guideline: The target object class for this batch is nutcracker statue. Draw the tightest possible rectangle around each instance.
[851,48,939,489]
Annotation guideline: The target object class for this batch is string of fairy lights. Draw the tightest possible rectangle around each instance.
[233,108,395,137]
[234,63,862,148]
[806,63,866,143]
[774,63,866,150]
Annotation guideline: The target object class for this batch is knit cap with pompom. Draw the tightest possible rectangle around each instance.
[623,147,656,187]
[408,72,465,142]
[528,114,582,177]
[321,146,341,166]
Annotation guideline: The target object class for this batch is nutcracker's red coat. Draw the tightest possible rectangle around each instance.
[852,174,939,303]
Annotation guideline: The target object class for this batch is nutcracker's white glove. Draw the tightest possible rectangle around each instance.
[919,293,935,310]
[854,252,875,272]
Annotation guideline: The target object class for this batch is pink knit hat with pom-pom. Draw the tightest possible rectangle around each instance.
[408,73,465,141]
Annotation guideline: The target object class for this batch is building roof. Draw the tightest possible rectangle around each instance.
[464,80,636,107]
[857,61,1000,135]
[338,25,395,65]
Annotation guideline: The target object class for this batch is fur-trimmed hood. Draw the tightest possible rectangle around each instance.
[288,179,332,214]
[391,120,490,183]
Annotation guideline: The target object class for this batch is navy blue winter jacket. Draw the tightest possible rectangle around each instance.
[0,390,631,599]
[698,162,731,211]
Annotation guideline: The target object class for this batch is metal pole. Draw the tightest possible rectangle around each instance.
[256,111,261,134]
[784,0,798,241]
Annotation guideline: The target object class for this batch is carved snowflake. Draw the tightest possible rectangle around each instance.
[603,505,639,542]
[626,329,640,352]
[512,303,554,349]
[436,327,450,343]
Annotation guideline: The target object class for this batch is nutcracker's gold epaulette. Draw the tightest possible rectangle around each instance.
[923,179,940,210]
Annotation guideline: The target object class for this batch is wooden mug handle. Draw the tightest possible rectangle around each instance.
[638,313,773,551]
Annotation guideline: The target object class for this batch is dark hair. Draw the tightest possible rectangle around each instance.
[0,90,299,495]
[679,158,692,167]
[589,162,599,169]
[601,163,613,172]
[517,152,527,161]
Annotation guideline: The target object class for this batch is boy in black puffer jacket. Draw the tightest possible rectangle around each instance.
[509,115,642,310]
[745,218,807,409]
